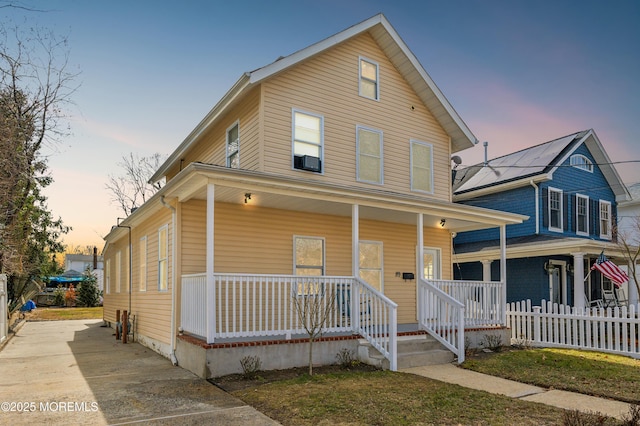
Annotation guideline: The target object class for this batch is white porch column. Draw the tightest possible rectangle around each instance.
[572,252,585,310]
[416,213,424,322]
[481,260,493,282]
[206,183,215,344]
[352,204,359,277]
[499,225,507,325]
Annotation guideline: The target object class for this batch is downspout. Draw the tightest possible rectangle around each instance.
[530,180,539,234]
[116,219,132,317]
[161,196,178,366]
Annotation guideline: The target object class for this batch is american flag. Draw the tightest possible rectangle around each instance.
[591,251,629,288]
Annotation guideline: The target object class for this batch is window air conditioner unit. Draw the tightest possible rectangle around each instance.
[295,155,321,172]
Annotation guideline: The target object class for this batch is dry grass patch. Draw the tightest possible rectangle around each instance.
[25,307,103,321]
[463,348,640,404]
[231,370,577,425]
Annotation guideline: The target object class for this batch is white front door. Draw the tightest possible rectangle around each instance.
[548,260,567,305]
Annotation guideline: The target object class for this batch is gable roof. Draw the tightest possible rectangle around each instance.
[453,129,630,202]
[150,14,476,184]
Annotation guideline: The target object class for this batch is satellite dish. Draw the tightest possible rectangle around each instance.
[451,155,462,166]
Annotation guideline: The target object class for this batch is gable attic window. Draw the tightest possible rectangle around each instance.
[548,187,563,232]
[359,57,379,100]
[292,109,323,173]
[410,140,434,194]
[226,121,239,168]
[356,126,383,184]
[570,154,593,172]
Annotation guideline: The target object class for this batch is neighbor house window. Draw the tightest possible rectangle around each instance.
[599,200,612,239]
[105,259,111,294]
[411,140,433,193]
[115,250,121,293]
[548,187,563,232]
[359,241,383,291]
[226,121,239,168]
[139,236,147,292]
[356,126,383,184]
[292,110,323,172]
[359,57,379,100]
[158,225,168,291]
[576,194,589,236]
[423,248,441,280]
[570,154,593,172]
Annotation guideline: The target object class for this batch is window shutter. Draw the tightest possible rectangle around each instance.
[612,204,618,243]
[542,188,548,228]
[563,193,569,231]
[571,195,577,232]
[590,199,600,237]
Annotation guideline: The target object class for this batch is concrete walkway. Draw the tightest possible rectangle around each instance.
[402,363,633,420]
[0,319,279,425]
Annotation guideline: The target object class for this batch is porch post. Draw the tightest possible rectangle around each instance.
[481,260,493,282]
[628,259,639,306]
[352,204,360,332]
[572,252,585,310]
[499,225,507,325]
[206,182,216,344]
[417,213,424,321]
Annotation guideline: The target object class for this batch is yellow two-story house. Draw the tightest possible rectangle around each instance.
[103,14,525,377]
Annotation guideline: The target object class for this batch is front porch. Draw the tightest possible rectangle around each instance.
[179,273,507,374]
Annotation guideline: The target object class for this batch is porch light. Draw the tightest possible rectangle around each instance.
[244,193,252,204]
[544,262,556,274]
[440,218,446,227]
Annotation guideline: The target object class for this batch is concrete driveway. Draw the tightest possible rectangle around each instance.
[0,319,279,425]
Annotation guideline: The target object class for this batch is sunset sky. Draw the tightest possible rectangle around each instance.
[4,0,640,249]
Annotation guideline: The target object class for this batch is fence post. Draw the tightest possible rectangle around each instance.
[533,306,541,343]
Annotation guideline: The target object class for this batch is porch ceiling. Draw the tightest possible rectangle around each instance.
[162,164,526,232]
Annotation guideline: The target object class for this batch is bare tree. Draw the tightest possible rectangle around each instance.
[292,281,336,375]
[106,152,165,216]
[0,22,77,313]
[615,217,640,298]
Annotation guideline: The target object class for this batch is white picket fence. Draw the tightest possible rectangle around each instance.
[506,299,640,358]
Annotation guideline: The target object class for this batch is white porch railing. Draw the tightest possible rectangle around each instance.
[507,299,640,359]
[180,273,398,370]
[418,279,465,363]
[430,279,505,328]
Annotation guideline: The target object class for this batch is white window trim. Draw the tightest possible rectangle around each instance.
[291,109,324,174]
[422,247,442,280]
[576,194,589,236]
[599,200,612,240]
[105,259,111,295]
[226,120,240,168]
[139,236,147,292]
[359,240,384,292]
[570,154,593,172]
[548,187,563,233]
[158,224,169,291]
[356,125,384,185]
[115,250,121,293]
[410,140,434,194]
[359,56,380,101]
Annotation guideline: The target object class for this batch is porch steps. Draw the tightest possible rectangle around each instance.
[359,334,454,370]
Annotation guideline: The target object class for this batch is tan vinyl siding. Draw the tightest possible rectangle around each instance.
[165,87,261,181]
[103,207,174,345]
[178,202,450,324]
[261,32,451,200]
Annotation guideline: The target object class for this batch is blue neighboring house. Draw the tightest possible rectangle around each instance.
[452,130,633,309]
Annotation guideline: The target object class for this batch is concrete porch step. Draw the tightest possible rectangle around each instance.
[358,334,455,370]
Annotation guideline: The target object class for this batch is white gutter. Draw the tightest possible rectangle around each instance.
[161,196,178,366]
[530,180,539,234]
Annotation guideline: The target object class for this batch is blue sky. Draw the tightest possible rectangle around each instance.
[5,0,640,247]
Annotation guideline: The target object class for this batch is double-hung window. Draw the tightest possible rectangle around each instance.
[158,225,168,291]
[576,194,589,236]
[139,236,147,291]
[294,236,324,295]
[356,126,383,184]
[411,140,434,193]
[292,110,323,173]
[226,122,239,168]
[115,250,121,293]
[359,241,383,291]
[423,248,441,280]
[105,259,111,294]
[548,188,563,232]
[599,200,612,239]
[359,57,379,100]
